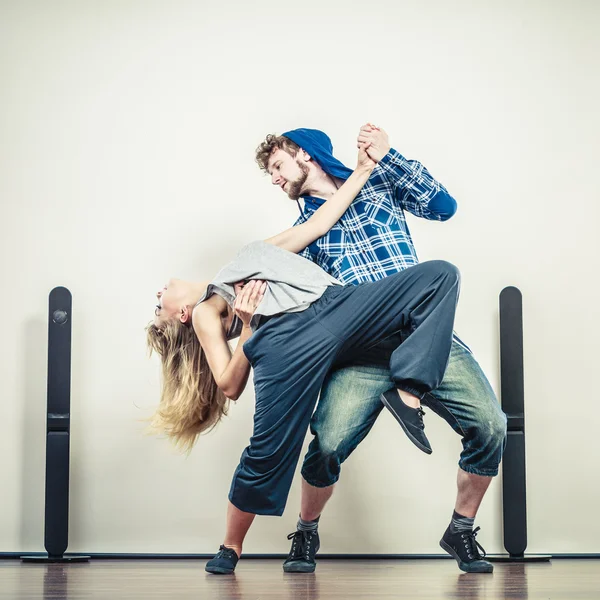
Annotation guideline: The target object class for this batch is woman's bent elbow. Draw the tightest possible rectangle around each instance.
[221,384,241,401]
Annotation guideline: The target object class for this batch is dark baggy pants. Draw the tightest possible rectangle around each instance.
[229,260,460,515]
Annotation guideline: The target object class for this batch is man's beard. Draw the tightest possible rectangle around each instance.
[286,162,310,201]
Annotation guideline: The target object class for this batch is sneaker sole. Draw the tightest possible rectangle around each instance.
[283,561,316,573]
[205,566,235,575]
[439,540,493,573]
[380,393,433,455]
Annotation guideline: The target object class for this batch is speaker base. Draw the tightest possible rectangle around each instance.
[21,555,90,563]
[487,554,551,563]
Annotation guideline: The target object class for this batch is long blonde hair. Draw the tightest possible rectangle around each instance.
[145,318,229,453]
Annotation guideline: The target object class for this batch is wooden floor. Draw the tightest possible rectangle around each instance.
[1,558,599,599]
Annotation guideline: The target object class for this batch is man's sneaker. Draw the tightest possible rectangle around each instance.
[205,545,239,574]
[283,529,320,573]
[440,526,494,573]
[380,388,432,454]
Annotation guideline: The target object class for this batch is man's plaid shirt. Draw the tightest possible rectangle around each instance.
[296,148,457,285]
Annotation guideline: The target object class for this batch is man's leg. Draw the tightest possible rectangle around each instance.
[288,337,505,574]
[283,363,392,572]
[455,469,493,518]
[300,478,334,522]
[424,338,507,573]
[285,261,460,572]
[301,434,496,531]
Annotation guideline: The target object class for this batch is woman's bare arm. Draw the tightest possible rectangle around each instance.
[192,281,265,400]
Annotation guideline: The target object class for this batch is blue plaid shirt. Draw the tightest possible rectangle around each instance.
[296,149,457,285]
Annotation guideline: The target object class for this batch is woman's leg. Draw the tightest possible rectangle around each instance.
[318,260,460,395]
[228,311,339,517]
[314,261,460,453]
[222,501,256,557]
[207,309,340,573]
[396,389,421,408]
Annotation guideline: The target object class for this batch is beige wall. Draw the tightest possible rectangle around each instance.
[1,0,599,554]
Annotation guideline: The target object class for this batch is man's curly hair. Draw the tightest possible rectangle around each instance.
[255,134,301,172]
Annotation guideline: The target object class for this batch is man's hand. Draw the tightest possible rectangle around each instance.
[234,280,267,327]
[357,123,390,163]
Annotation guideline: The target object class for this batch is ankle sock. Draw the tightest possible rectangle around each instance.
[297,515,320,532]
[449,510,474,533]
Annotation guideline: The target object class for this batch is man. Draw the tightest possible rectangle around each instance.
[254,125,507,574]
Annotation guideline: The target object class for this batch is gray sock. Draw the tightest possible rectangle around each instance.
[450,510,474,533]
[297,515,320,532]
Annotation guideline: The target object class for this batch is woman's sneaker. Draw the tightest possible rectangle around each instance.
[380,388,432,454]
[283,529,320,573]
[440,526,493,573]
[205,545,239,574]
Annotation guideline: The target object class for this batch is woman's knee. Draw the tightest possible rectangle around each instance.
[422,259,461,284]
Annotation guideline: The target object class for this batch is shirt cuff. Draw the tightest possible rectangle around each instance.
[378,147,411,173]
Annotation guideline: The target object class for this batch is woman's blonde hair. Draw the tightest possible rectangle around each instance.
[145,318,229,453]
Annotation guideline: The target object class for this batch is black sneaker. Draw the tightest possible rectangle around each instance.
[440,526,493,573]
[380,388,432,454]
[205,545,239,574]
[282,529,320,573]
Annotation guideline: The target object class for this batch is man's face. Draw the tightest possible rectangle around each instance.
[267,148,310,201]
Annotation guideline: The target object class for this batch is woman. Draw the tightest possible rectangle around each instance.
[147,133,460,573]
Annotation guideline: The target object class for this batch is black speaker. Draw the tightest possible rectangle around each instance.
[22,287,89,563]
[489,286,550,563]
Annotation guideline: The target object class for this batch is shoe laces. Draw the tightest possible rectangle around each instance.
[287,530,316,561]
[215,545,237,561]
[460,526,487,560]
[416,407,426,428]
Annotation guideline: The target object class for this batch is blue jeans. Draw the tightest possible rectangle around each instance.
[301,337,507,486]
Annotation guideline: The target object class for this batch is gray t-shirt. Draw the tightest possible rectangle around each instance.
[195,240,341,337]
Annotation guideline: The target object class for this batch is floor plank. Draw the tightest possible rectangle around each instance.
[1,558,599,599]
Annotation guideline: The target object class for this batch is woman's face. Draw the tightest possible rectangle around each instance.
[154,279,187,326]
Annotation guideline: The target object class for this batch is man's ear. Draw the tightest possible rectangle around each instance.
[297,148,312,163]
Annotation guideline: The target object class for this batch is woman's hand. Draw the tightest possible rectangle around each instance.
[234,280,267,327]
[263,121,378,254]
[356,122,377,172]
[357,142,377,172]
